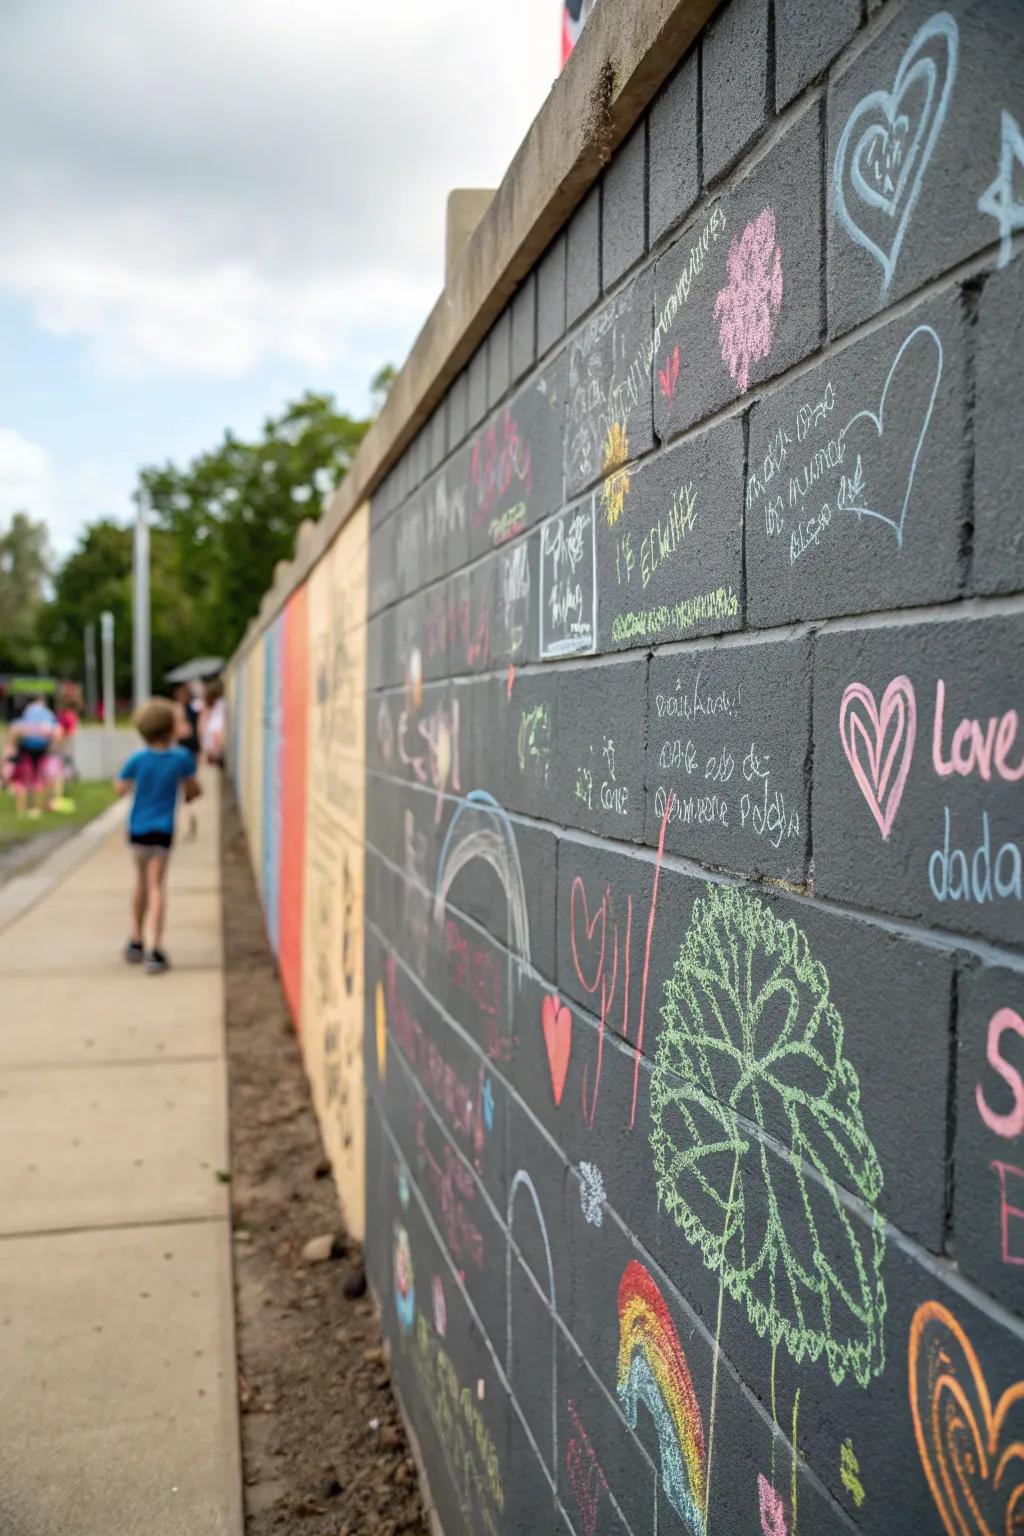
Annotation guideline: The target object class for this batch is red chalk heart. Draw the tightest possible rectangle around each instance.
[542,993,572,1107]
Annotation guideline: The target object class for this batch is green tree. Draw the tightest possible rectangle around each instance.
[142,389,371,656]
[38,520,198,698]
[0,512,50,671]
[370,363,397,415]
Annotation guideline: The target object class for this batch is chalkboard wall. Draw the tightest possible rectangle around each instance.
[233,1,1024,1530]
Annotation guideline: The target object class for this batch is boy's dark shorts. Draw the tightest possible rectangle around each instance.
[129,830,173,864]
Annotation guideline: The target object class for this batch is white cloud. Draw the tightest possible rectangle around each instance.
[0,0,558,382]
[0,430,132,555]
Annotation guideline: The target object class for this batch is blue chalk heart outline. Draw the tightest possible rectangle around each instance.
[838,322,943,549]
[833,12,958,293]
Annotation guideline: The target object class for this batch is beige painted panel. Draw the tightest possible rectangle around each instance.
[300,503,368,1238]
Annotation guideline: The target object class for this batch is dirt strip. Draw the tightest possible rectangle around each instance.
[222,786,429,1536]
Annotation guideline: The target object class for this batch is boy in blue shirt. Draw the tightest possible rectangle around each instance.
[115,697,201,974]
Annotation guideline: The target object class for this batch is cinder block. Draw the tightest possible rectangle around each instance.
[596,415,744,652]
[774,0,860,109]
[492,533,538,668]
[567,185,602,326]
[487,305,512,409]
[537,497,599,662]
[566,263,654,500]
[394,493,425,600]
[422,448,470,586]
[648,50,700,246]
[746,287,967,625]
[553,656,648,841]
[654,99,822,441]
[537,231,568,357]
[602,120,647,290]
[645,633,811,882]
[428,400,447,472]
[466,351,566,561]
[467,343,488,431]
[974,256,1024,593]
[827,0,1024,338]
[511,272,537,384]
[368,520,398,617]
[448,368,469,447]
[702,0,771,183]
[501,669,560,819]
[955,961,1024,1314]
[813,613,1024,946]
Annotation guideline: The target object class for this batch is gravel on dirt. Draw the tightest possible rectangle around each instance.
[222,786,431,1536]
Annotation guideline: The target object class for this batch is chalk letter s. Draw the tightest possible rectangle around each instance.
[976,1007,1024,1140]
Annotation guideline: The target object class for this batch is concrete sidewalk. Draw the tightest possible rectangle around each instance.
[0,780,244,1535]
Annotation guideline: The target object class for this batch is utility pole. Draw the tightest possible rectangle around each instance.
[132,488,151,708]
[100,610,115,753]
[84,622,98,719]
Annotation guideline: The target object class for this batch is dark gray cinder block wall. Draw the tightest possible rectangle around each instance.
[363,2,1024,1531]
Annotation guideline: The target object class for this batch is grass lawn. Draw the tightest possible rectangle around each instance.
[0,779,119,849]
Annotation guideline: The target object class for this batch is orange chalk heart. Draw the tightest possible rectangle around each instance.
[909,1299,1024,1536]
[542,993,572,1107]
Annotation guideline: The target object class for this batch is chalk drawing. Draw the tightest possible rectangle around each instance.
[713,207,783,394]
[909,1298,1024,1535]
[840,1438,865,1508]
[602,421,631,527]
[542,992,573,1106]
[579,1161,605,1226]
[659,345,680,401]
[839,675,917,840]
[432,1274,447,1338]
[992,1160,1024,1265]
[650,885,886,1388]
[398,1159,410,1209]
[506,1169,558,1472]
[833,12,958,293]
[481,1074,495,1133]
[838,324,943,548]
[375,978,387,1081]
[976,1007,1024,1139]
[566,1398,611,1535]
[434,790,531,1034]
[758,1473,788,1536]
[617,1259,707,1535]
[978,109,1024,268]
[394,1222,415,1332]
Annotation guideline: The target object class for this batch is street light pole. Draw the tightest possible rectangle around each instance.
[100,610,115,752]
[84,622,98,719]
[132,489,151,708]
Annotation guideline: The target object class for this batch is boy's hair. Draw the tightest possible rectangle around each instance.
[134,697,177,745]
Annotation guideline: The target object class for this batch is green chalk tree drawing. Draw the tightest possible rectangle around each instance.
[649,886,886,1528]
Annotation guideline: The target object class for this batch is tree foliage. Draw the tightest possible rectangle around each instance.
[0,512,50,672]
[37,387,374,690]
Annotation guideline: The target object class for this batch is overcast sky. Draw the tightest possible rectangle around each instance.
[0,0,560,555]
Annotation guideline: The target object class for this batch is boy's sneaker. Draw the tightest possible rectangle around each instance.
[124,940,144,965]
[146,949,170,975]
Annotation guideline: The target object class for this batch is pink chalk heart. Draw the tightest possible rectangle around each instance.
[542,993,572,1107]
[839,675,917,841]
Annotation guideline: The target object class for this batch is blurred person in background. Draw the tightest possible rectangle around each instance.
[200,678,225,768]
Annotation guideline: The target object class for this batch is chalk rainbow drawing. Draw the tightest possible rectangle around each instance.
[434,790,531,1031]
[506,1169,558,1474]
[617,1259,707,1535]
[714,207,783,393]
[909,1298,1024,1535]
[978,109,1024,269]
[837,323,943,549]
[833,12,958,293]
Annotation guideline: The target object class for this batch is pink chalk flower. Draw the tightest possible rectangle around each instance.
[758,1474,788,1536]
[714,207,783,393]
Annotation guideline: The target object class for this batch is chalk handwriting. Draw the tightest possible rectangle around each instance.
[992,1160,1024,1265]
[976,1008,1024,1139]
[610,586,739,645]
[540,500,597,658]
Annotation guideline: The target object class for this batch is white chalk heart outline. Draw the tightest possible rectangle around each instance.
[837,322,943,549]
[833,11,958,293]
